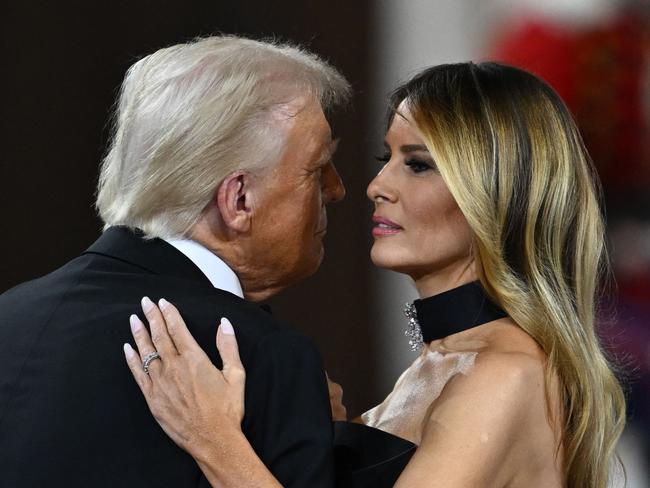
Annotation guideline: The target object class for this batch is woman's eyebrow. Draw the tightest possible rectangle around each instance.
[400,144,429,153]
[381,142,430,153]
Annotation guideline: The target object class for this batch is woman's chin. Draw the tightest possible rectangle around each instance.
[370,247,411,274]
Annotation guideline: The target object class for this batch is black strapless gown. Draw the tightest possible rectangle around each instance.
[333,421,416,488]
[333,282,507,487]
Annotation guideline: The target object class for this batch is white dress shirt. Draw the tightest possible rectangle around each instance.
[163,238,244,298]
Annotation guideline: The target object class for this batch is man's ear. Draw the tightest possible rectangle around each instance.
[216,172,254,234]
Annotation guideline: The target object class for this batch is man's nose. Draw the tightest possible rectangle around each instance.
[323,163,346,203]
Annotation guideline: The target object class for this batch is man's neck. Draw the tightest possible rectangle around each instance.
[188,230,284,303]
[163,238,244,298]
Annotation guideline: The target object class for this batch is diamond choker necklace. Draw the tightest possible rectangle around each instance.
[403,281,508,351]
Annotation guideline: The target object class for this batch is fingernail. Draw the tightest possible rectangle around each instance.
[141,296,154,312]
[123,343,135,358]
[220,317,234,335]
[158,298,170,310]
[130,314,143,333]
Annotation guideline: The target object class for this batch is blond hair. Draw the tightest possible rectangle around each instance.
[392,62,626,487]
[96,35,350,238]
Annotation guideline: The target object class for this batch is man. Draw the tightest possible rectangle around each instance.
[0,36,350,487]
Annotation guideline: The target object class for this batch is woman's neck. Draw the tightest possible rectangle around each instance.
[413,259,477,298]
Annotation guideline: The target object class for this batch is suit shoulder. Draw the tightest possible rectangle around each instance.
[220,297,320,354]
[0,255,93,318]
[161,289,320,358]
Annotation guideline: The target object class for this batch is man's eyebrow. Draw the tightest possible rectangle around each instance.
[318,138,341,164]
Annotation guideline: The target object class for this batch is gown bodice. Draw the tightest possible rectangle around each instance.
[333,282,507,487]
[361,347,477,445]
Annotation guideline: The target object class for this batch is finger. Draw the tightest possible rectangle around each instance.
[123,342,152,394]
[216,318,244,382]
[329,383,344,401]
[129,313,162,376]
[140,296,177,357]
[331,402,347,421]
[158,298,201,355]
[326,373,344,398]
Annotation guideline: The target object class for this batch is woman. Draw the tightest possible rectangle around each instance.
[124,62,626,487]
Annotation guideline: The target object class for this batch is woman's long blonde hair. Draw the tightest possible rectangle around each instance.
[392,62,626,487]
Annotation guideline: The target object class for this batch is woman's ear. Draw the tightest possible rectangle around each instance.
[216,172,254,234]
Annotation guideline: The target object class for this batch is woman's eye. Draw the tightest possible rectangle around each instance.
[374,153,391,164]
[405,159,434,173]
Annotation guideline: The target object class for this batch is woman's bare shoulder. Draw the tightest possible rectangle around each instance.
[394,347,548,486]
[405,324,562,485]
[431,320,549,402]
[436,321,551,421]
[436,346,547,420]
[396,342,562,487]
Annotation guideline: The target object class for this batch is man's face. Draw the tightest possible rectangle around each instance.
[247,96,345,292]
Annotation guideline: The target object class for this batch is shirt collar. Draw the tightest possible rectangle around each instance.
[162,238,244,298]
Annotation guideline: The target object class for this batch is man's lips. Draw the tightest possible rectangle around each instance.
[372,215,403,236]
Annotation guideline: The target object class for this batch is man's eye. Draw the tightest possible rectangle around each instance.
[374,153,391,164]
[405,159,434,173]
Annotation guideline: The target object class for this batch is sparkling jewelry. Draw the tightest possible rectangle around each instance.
[403,302,423,352]
[142,351,161,374]
[403,282,508,350]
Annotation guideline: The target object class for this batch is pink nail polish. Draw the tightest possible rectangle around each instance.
[220,317,235,335]
[141,296,154,312]
[129,314,143,333]
[123,343,135,358]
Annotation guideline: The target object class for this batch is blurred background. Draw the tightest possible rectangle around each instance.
[1,0,648,484]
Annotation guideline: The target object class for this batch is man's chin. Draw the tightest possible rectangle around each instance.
[279,251,323,289]
[308,246,325,274]
[302,246,325,278]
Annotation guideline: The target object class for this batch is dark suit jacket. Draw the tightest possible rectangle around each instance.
[0,226,335,487]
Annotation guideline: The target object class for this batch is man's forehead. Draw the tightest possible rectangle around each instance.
[269,94,320,120]
[269,97,331,142]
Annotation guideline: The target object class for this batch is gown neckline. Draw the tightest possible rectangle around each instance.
[411,281,508,344]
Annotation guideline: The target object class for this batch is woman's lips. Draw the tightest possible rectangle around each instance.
[372,215,403,237]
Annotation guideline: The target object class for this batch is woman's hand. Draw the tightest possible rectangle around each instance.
[123,297,246,458]
[123,298,282,488]
[327,373,347,421]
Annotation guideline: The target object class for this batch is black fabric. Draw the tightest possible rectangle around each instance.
[414,281,508,343]
[0,226,335,488]
[333,422,415,488]
[331,282,508,487]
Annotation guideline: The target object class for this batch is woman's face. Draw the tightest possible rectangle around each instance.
[367,102,474,290]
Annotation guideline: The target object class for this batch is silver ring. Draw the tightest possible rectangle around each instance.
[142,351,161,374]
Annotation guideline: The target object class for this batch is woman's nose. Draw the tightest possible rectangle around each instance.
[366,162,395,203]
